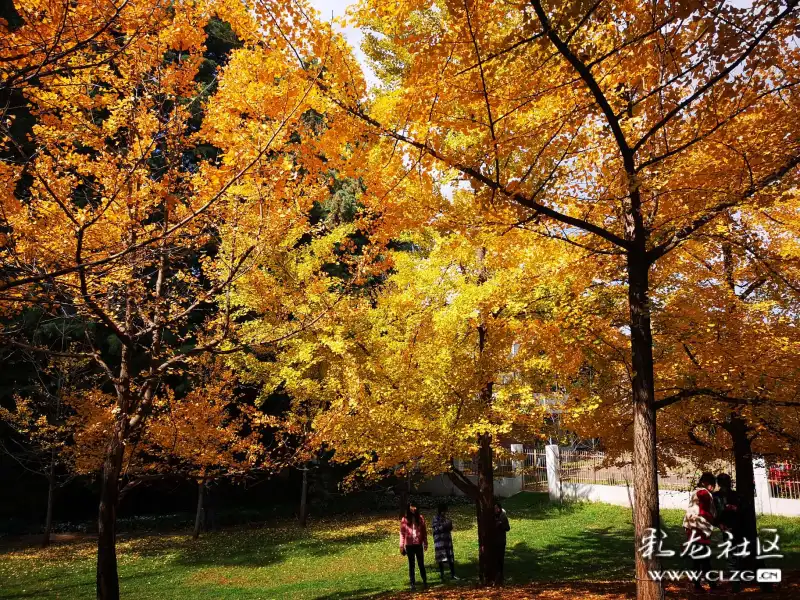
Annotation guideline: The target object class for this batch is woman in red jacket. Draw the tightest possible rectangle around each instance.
[399,502,428,591]
[683,472,717,591]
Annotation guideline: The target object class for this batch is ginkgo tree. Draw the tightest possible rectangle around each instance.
[0,1,375,598]
[145,361,269,541]
[327,1,800,596]
[278,219,575,584]
[68,357,269,540]
[0,1,161,98]
[653,212,800,566]
[561,196,800,573]
[3,2,798,598]
[227,171,381,528]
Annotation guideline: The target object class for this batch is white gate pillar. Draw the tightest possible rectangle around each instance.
[545,444,561,502]
[753,457,772,515]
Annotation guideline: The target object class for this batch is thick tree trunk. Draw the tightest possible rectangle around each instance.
[725,417,776,590]
[728,417,757,565]
[96,430,125,600]
[627,254,664,600]
[476,432,498,585]
[299,464,309,528]
[472,254,499,586]
[42,449,56,548]
[446,440,498,586]
[193,480,205,540]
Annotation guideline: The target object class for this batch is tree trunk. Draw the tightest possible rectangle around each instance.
[42,451,56,548]
[397,471,411,518]
[299,464,309,528]
[727,417,757,566]
[627,254,664,600]
[193,480,205,540]
[96,430,125,600]
[476,432,498,585]
[446,440,498,587]
[472,250,499,586]
[398,484,408,518]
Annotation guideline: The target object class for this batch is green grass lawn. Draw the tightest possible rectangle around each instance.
[1,493,798,599]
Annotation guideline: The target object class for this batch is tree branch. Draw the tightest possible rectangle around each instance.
[446,460,479,499]
[529,0,634,173]
[647,152,800,262]
[634,0,800,152]
[0,60,325,292]
[655,388,800,411]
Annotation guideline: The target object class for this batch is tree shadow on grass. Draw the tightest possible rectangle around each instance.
[309,522,637,600]
[490,493,584,521]
[312,580,637,600]
[396,581,636,600]
[114,521,393,569]
[172,494,631,599]
[443,526,634,585]
[0,570,160,600]
[1,585,92,600]
[443,493,582,539]
[8,494,794,600]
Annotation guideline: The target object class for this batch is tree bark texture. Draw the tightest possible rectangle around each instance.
[96,429,125,600]
[628,254,664,600]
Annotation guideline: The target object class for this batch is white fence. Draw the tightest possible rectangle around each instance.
[768,461,800,500]
[416,445,800,516]
[549,446,800,517]
[522,448,548,491]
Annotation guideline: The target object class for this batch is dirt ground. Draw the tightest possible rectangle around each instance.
[382,577,799,599]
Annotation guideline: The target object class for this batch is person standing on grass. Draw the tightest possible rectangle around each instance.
[399,502,428,591]
[713,473,742,593]
[494,501,511,585]
[432,503,459,582]
[683,472,717,592]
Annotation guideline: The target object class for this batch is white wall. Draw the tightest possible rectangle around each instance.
[415,474,462,497]
[414,473,521,498]
[495,475,522,497]
[559,482,690,510]
[770,498,800,518]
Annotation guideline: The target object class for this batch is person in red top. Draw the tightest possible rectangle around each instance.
[683,472,717,591]
[399,502,428,591]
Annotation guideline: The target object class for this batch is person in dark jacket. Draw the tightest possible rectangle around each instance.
[432,503,459,581]
[399,502,428,591]
[494,501,510,585]
[713,473,742,592]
